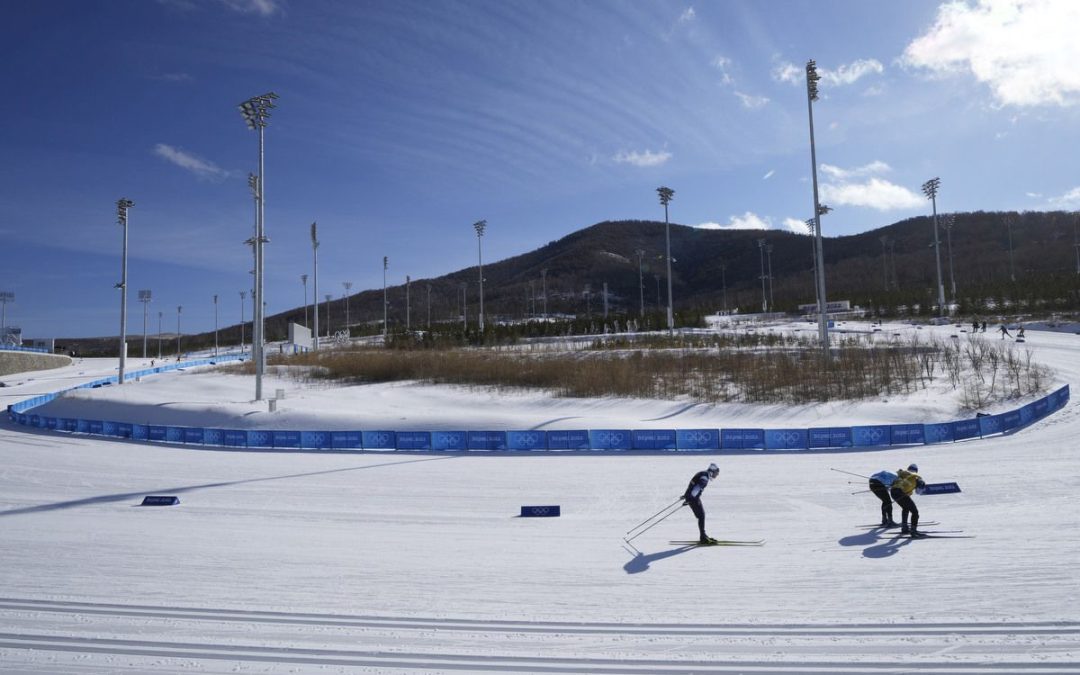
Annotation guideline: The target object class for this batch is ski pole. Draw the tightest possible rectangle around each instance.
[625,497,684,536]
[851,489,870,495]
[830,467,869,479]
[624,503,685,543]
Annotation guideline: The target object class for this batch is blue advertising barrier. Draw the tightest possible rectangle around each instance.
[921,482,962,495]
[547,430,590,450]
[677,429,720,451]
[467,431,507,451]
[432,431,467,451]
[5,366,1069,455]
[722,428,764,450]
[589,430,632,451]
[632,429,677,450]
[764,429,808,450]
[507,430,547,451]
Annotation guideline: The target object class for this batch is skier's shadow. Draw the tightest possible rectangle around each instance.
[860,530,913,559]
[622,543,695,574]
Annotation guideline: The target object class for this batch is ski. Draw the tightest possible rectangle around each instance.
[911,533,975,539]
[670,539,765,547]
[859,521,939,529]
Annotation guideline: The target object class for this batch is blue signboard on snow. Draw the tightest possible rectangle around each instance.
[809,427,852,448]
[923,422,954,444]
[148,425,167,441]
[467,431,507,451]
[272,431,301,449]
[921,482,962,495]
[632,429,677,450]
[852,425,890,448]
[721,428,764,450]
[362,431,396,449]
[183,427,205,444]
[248,430,273,447]
[432,431,467,451]
[589,429,632,451]
[676,429,720,451]
[222,430,248,447]
[203,428,223,445]
[547,430,590,450]
[300,431,331,449]
[331,431,362,449]
[764,428,807,450]
[507,430,547,451]
[1000,410,1021,431]
[396,431,431,451]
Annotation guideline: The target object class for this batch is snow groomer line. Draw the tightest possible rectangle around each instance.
[4,357,1071,452]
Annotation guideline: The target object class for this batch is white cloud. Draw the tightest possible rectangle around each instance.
[734,91,769,109]
[153,143,229,180]
[678,6,696,23]
[782,217,811,233]
[902,0,1080,107]
[819,160,892,180]
[820,177,923,211]
[1026,191,1043,199]
[772,62,801,84]
[1049,186,1080,207]
[697,212,774,231]
[612,149,672,167]
[219,0,281,16]
[762,169,775,180]
[712,55,734,85]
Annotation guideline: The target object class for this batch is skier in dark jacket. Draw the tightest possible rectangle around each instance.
[684,463,719,544]
[868,470,899,527]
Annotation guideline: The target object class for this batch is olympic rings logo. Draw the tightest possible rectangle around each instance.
[681,431,713,444]
[596,432,625,445]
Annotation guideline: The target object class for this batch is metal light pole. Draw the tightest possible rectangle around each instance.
[657,186,675,335]
[805,60,829,352]
[238,91,277,401]
[115,198,134,383]
[311,222,319,350]
[138,290,152,359]
[405,275,411,332]
[807,219,821,310]
[540,269,548,319]
[1005,213,1017,282]
[176,305,182,358]
[157,310,163,360]
[301,274,309,328]
[213,294,219,356]
[635,249,645,317]
[239,291,246,355]
[766,243,774,311]
[343,281,352,334]
[757,238,768,312]
[922,177,946,315]
[942,214,957,300]
[382,256,388,338]
[473,220,486,332]
[0,291,13,342]
[325,294,332,336]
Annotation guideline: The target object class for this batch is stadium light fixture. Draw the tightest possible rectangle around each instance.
[115,198,134,383]
[657,186,675,335]
[805,59,830,353]
[383,256,389,339]
[921,177,946,315]
[311,222,319,350]
[473,220,486,332]
[138,290,152,359]
[942,214,957,300]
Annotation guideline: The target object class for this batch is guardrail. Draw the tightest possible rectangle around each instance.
[0,345,50,354]
[4,360,1069,452]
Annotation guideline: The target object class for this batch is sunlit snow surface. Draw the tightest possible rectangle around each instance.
[1,321,1078,673]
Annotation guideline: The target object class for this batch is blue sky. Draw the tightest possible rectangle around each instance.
[3,0,1080,338]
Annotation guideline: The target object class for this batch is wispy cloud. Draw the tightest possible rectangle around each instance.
[678,6,696,23]
[819,160,892,180]
[773,58,884,88]
[782,217,811,233]
[902,0,1080,107]
[612,149,672,167]
[734,91,769,109]
[153,143,229,180]
[697,212,778,231]
[149,72,194,83]
[762,170,775,180]
[219,0,282,16]
[712,55,734,85]
[818,161,922,210]
[1049,186,1080,208]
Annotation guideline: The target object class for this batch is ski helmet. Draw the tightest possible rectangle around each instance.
[707,462,719,478]
[908,463,919,473]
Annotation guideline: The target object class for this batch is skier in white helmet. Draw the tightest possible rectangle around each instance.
[683,463,720,544]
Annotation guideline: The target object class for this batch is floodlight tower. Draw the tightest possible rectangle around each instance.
[239,291,246,354]
[311,222,319,350]
[115,198,134,384]
[325,294,332,336]
[138,290,152,358]
[922,177,946,315]
[213,294,219,356]
[657,186,675,335]
[805,59,830,352]
[382,256,389,338]
[157,310,163,359]
[343,281,353,334]
[635,249,646,317]
[238,90,277,401]
[0,291,13,340]
[176,305,182,357]
[942,214,957,300]
[757,238,768,312]
[301,274,309,327]
[473,220,486,332]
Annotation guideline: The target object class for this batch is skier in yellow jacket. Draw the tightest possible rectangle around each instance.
[890,463,926,537]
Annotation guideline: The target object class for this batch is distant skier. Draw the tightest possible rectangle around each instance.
[890,463,927,537]
[683,463,720,544]
[1017,325,1026,339]
[971,317,979,333]
[1000,324,1012,339]
[868,470,899,527]
[981,321,987,332]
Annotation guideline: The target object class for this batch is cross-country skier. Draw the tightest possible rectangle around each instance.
[890,463,926,537]
[868,470,899,527]
[683,463,720,544]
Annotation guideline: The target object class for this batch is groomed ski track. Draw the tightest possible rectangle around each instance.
[1,598,1078,673]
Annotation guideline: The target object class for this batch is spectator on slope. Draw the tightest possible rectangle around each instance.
[981,321,987,332]
[891,463,927,538]
[971,317,979,333]
[683,463,720,544]
[868,469,899,527]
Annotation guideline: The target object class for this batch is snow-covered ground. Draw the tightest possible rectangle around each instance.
[1,320,1078,673]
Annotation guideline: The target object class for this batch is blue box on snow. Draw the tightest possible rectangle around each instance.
[921,482,961,495]
[520,505,560,517]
